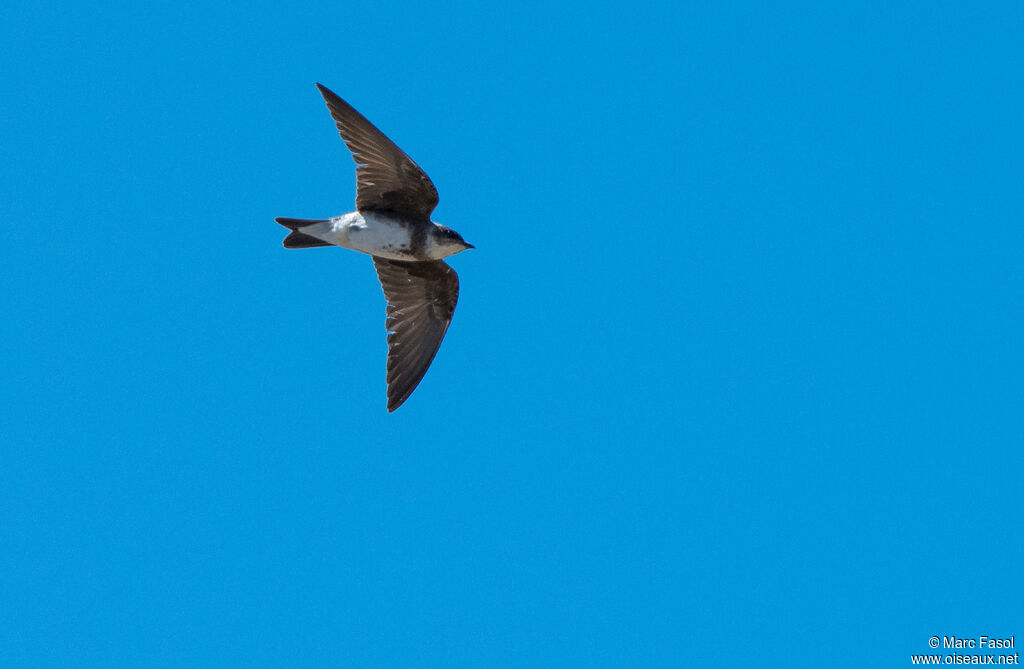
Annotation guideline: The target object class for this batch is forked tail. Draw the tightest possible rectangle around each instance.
[275,217,331,248]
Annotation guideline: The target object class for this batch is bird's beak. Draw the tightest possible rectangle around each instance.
[464,243,475,250]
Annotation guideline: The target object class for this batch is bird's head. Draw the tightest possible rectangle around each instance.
[430,224,475,258]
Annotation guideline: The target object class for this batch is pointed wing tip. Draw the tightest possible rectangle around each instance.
[315,82,336,100]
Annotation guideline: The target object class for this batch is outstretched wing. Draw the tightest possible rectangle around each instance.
[317,83,439,220]
[372,258,459,412]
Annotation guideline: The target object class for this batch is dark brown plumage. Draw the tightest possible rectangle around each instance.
[316,83,439,222]
[373,257,459,412]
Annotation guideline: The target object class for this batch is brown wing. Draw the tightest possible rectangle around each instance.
[316,83,439,220]
[372,258,459,412]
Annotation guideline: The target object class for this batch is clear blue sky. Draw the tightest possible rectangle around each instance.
[1,1,1021,666]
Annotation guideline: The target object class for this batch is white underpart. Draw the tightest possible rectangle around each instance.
[303,211,420,260]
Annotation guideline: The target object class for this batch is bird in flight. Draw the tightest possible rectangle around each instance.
[276,83,473,412]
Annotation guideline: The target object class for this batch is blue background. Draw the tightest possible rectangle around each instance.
[2,1,1021,666]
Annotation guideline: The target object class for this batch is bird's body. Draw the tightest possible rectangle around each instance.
[276,83,473,412]
[281,211,465,262]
